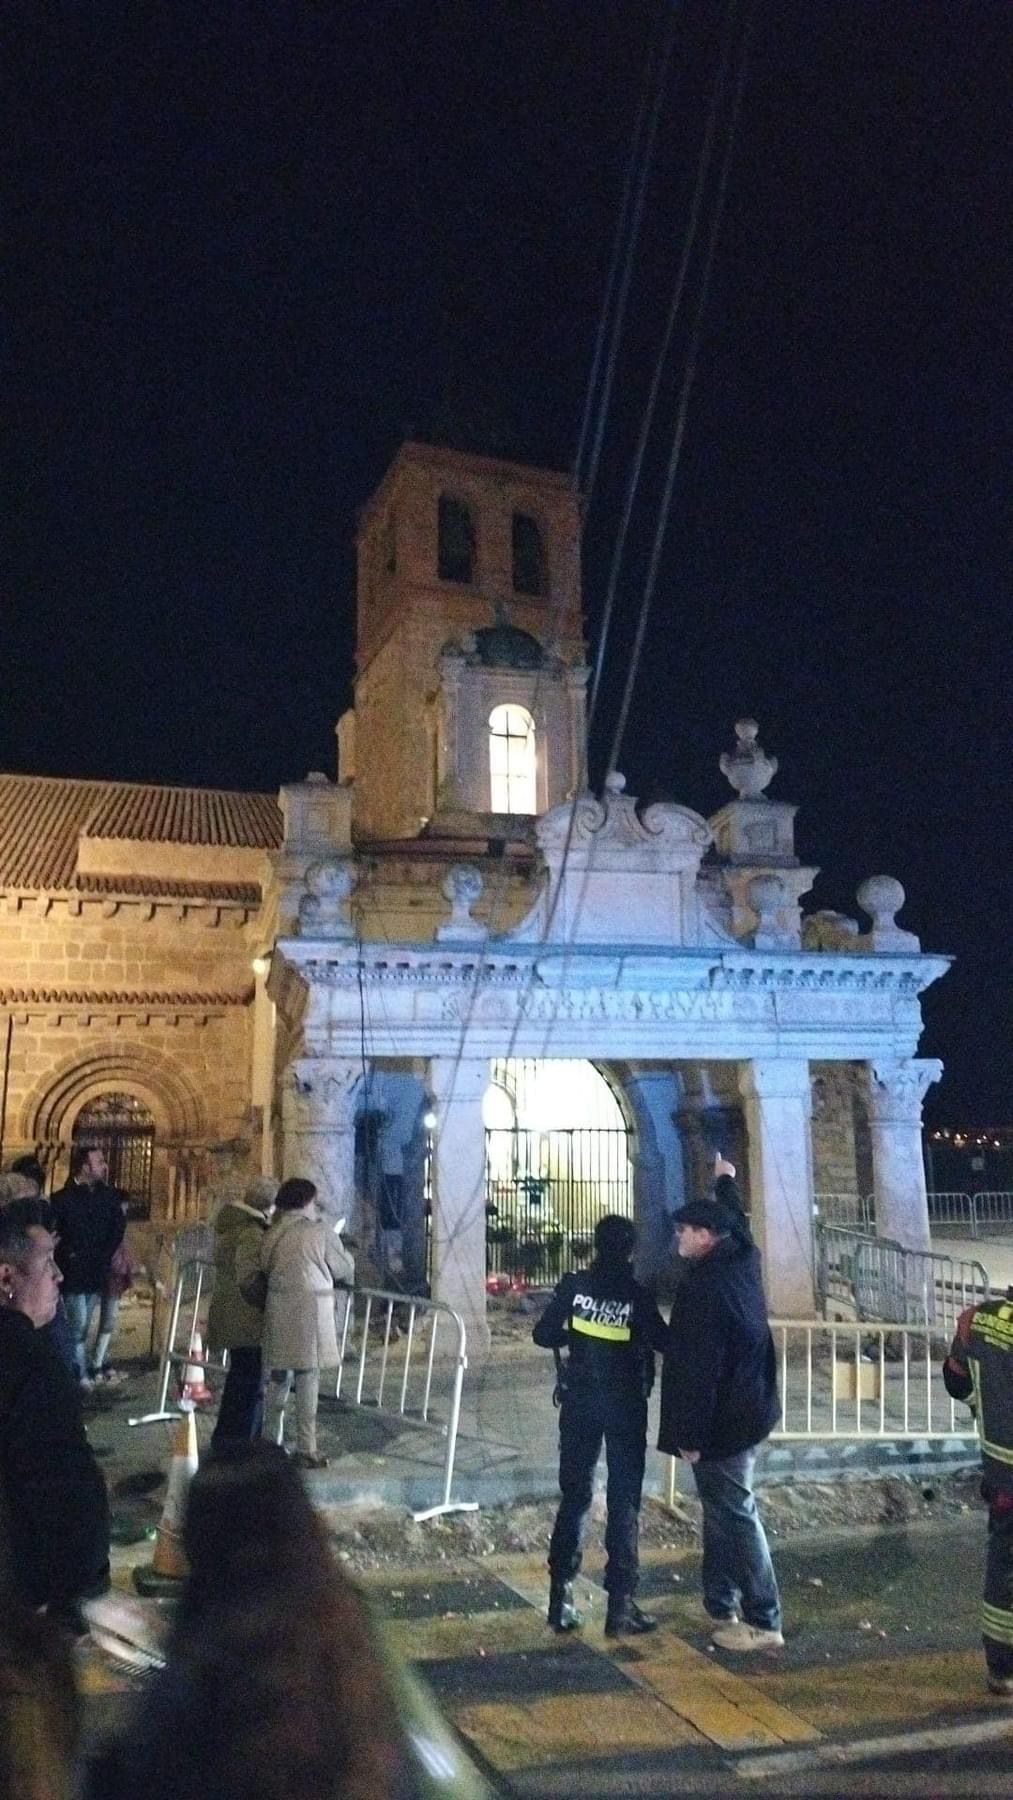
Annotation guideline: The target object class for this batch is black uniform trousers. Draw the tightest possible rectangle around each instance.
[548,1383,647,1597]
[984,1503,1013,1678]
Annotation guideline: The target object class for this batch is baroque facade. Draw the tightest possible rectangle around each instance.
[0,442,950,1346]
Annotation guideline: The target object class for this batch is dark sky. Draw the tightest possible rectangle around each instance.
[4,2,1011,1121]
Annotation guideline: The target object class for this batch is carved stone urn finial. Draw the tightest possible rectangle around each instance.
[719,718,778,801]
[436,863,487,942]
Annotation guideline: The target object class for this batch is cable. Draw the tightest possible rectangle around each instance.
[588,0,741,734]
[575,2,681,513]
[605,0,756,781]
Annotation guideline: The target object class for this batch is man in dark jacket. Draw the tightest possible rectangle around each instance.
[533,1214,668,1636]
[943,1289,1013,1695]
[51,1145,126,1389]
[659,1185,783,1651]
[0,1212,110,1630]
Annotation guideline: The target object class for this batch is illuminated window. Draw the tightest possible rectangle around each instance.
[512,513,547,596]
[437,495,475,583]
[489,703,536,814]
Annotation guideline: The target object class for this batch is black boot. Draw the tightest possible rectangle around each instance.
[605,1595,658,1638]
[547,1578,583,1632]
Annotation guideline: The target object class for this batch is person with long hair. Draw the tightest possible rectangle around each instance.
[252,1177,354,1471]
[87,1443,411,1800]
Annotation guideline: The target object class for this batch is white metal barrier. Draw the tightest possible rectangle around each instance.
[815,1222,988,1332]
[770,1318,974,1440]
[129,1242,222,1426]
[334,1286,477,1524]
[131,1259,478,1525]
[814,1192,876,1232]
[927,1191,1013,1239]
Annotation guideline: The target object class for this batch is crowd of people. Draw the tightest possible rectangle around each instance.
[3,1141,1013,1795]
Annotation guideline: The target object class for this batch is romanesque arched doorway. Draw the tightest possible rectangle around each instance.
[484,1058,632,1282]
[72,1092,156,1219]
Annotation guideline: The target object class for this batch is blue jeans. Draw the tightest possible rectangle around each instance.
[64,1291,101,1379]
[692,1449,782,1631]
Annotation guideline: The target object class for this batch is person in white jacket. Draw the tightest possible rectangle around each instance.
[254,1178,354,1471]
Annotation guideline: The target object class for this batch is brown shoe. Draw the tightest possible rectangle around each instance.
[291,1452,330,1472]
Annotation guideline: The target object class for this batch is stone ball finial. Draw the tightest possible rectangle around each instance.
[604,770,626,794]
[719,719,778,800]
[857,875,906,928]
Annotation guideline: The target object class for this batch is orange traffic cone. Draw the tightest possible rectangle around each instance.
[133,1404,199,1596]
[179,1330,213,1404]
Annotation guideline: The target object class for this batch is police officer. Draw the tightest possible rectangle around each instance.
[533,1213,668,1636]
[944,1287,1013,1695]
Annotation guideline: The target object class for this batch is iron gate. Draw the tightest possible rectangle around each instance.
[485,1126,632,1281]
[73,1093,155,1219]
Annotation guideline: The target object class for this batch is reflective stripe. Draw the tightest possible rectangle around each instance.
[981,1437,1013,1467]
[983,1606,1013,1646]
[571,1316,631,1342]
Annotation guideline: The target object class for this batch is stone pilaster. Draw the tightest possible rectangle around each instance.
[281,1057,362,1230]
[428,1057,491,1353]
[738,1059,815,1317]
[865,1058,942,1251]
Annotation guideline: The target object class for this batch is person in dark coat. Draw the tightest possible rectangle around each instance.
[658,1181,783,1652]
[533,1214,668,1637]
[51,1145,126,1389]
[0,1212,110,1632]
[207,1177,278,1448]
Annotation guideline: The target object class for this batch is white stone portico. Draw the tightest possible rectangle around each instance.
[267,759,948,1348]
[256,443,951,1352]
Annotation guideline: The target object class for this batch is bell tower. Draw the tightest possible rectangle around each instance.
[341,442,588,841]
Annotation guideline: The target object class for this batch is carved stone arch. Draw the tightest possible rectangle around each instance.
[591,1061,645,1160]
[21,1042,207,1148]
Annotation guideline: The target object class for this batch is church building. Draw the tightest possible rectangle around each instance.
[0,441,950,1345]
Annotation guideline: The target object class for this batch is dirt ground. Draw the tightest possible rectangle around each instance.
[317,1468,984,1573]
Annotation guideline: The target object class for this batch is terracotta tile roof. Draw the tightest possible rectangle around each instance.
[73,875,263,905]
[0,774,282,892]
[0,987,252,1008]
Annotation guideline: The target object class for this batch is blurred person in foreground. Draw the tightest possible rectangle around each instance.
[249,1177,354,1471]
[658,1160,783,1652]
[944,1286,1013,1695]
[0,1531,81,1800]
[532,1213,668,1636]
[87,1441,491,1800]
[0,1210,110,1631]
[207,1175,278,1447]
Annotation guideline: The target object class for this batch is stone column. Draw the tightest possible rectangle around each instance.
[281,1058,362,1231]
[865,1058,942,1252]
[428,1057,491,1353]
[738,1060,815,1316]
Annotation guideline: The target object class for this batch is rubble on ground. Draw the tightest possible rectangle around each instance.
[317,1469,983,1572]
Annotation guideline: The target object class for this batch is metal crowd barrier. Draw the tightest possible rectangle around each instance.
[664,1315,979,1505]
[814,1192,876,1233]
[130,1254,477,1524]
[770,1318,974,1440]
[334,1286,477,1524]
[815,1222,988,1333]
[129,1239,222,1427]
[927,1191,1013,1239]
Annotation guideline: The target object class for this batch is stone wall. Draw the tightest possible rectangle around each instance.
[810,1061,863,1196]
[0,892,259,1212]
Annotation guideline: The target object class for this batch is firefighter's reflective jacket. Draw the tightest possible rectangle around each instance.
[532,1267,668,1398]
[943,1289,1013,1496]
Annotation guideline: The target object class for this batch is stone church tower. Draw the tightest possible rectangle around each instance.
[340,442,589,841]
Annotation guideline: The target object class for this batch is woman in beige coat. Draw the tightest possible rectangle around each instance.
[257,1178,354,1471]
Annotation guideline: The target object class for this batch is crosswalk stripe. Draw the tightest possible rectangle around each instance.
[450,1691,704,1772]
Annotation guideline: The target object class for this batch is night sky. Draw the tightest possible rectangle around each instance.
[4,2,1011,1121]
